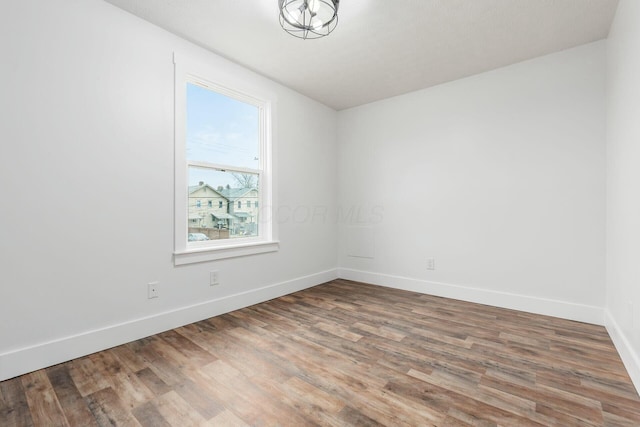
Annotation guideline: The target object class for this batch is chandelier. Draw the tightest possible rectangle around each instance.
[279,0,339,39]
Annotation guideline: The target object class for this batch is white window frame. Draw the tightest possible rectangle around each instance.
[173,53,278,265]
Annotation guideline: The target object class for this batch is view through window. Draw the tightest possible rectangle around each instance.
[186,82,262,244]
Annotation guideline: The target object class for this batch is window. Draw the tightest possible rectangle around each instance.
[173,53,277,264]
[247,201,251,208]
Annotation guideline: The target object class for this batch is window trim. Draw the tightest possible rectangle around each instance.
[173,53,278,265]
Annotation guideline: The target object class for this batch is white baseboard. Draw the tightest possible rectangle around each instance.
[0,267,613,383]
[338,268,604,325]
[604,310,640,395]
[0,269,338,382]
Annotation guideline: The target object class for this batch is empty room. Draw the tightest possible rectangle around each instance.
[2,0,640,425]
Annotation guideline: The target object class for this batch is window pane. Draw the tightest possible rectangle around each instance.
[188,166,259,240]
[186,83,260,169]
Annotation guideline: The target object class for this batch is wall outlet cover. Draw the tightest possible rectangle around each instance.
[148,282,159,299]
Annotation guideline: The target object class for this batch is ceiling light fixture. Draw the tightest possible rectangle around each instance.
[279,0,339,40]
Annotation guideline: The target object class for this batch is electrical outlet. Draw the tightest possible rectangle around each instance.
[426,257,435,270]
[148,282,159,299]
[210,271,220,286]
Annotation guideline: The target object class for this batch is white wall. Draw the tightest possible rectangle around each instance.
[0,0,338,380]
[337,42,606,323]
[604,0,640,392]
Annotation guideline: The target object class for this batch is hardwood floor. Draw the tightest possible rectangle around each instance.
[2,279,640,426]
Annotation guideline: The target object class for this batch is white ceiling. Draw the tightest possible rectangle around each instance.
[104,0,619,111]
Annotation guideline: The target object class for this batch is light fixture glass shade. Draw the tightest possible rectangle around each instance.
[279,0,339,39]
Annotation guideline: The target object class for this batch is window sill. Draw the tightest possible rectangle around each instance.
[174,240,279,265]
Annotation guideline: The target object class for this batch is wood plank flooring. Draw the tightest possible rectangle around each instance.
[2,279,640,426]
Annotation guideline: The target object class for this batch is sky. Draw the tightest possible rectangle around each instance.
[186,82,260,188]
